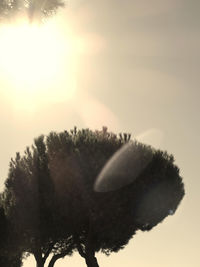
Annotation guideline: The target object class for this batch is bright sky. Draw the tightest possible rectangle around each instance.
[0,0,199,266]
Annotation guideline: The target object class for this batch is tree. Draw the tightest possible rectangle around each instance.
[0,0,65,22]
[45,127,185,267]
[2,136,74,267]
[2,127,185,267]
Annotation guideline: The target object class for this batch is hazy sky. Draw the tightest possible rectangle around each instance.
[0,0,199,266]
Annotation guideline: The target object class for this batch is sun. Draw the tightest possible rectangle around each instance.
[0,18,78,111]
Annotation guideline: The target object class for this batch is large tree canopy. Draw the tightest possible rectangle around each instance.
[2,127,185,267]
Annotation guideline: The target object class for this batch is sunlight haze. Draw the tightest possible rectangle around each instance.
[0,0,199,266]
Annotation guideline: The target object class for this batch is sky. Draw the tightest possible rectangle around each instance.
[0,0,199,266]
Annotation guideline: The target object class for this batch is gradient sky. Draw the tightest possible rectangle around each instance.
[0,0,199,266]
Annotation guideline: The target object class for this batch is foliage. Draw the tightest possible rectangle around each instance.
[1,127,185,267]
[2,135,74,266]
[0,201,23,267]
[0,0,65,22]
[44,127,185,265]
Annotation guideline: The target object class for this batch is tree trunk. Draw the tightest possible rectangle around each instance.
[75,234,99,267]
[34,253,44,267]
[48,256,58,267]
[36,260,44,267]
[85,253,99,267]
[48,254,63,267]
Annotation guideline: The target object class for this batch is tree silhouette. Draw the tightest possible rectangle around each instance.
[45,127,184,267]
[2,136,74,267]
[2,127,185,267]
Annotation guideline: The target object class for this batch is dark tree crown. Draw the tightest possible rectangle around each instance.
[1,127,185,265]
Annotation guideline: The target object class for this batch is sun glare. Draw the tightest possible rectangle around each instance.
[0,18,78,111]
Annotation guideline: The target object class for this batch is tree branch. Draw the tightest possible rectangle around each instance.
[43,241,55,263]
[47,245,74,267]
[48,252,66,267]
[76,242,86,258]
[74,235,86,258]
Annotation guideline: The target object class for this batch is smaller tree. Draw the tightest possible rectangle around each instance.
[2,136,74,267]
[0,0,65,23]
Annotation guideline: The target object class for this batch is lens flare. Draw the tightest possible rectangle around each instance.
[94,141,153,192]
